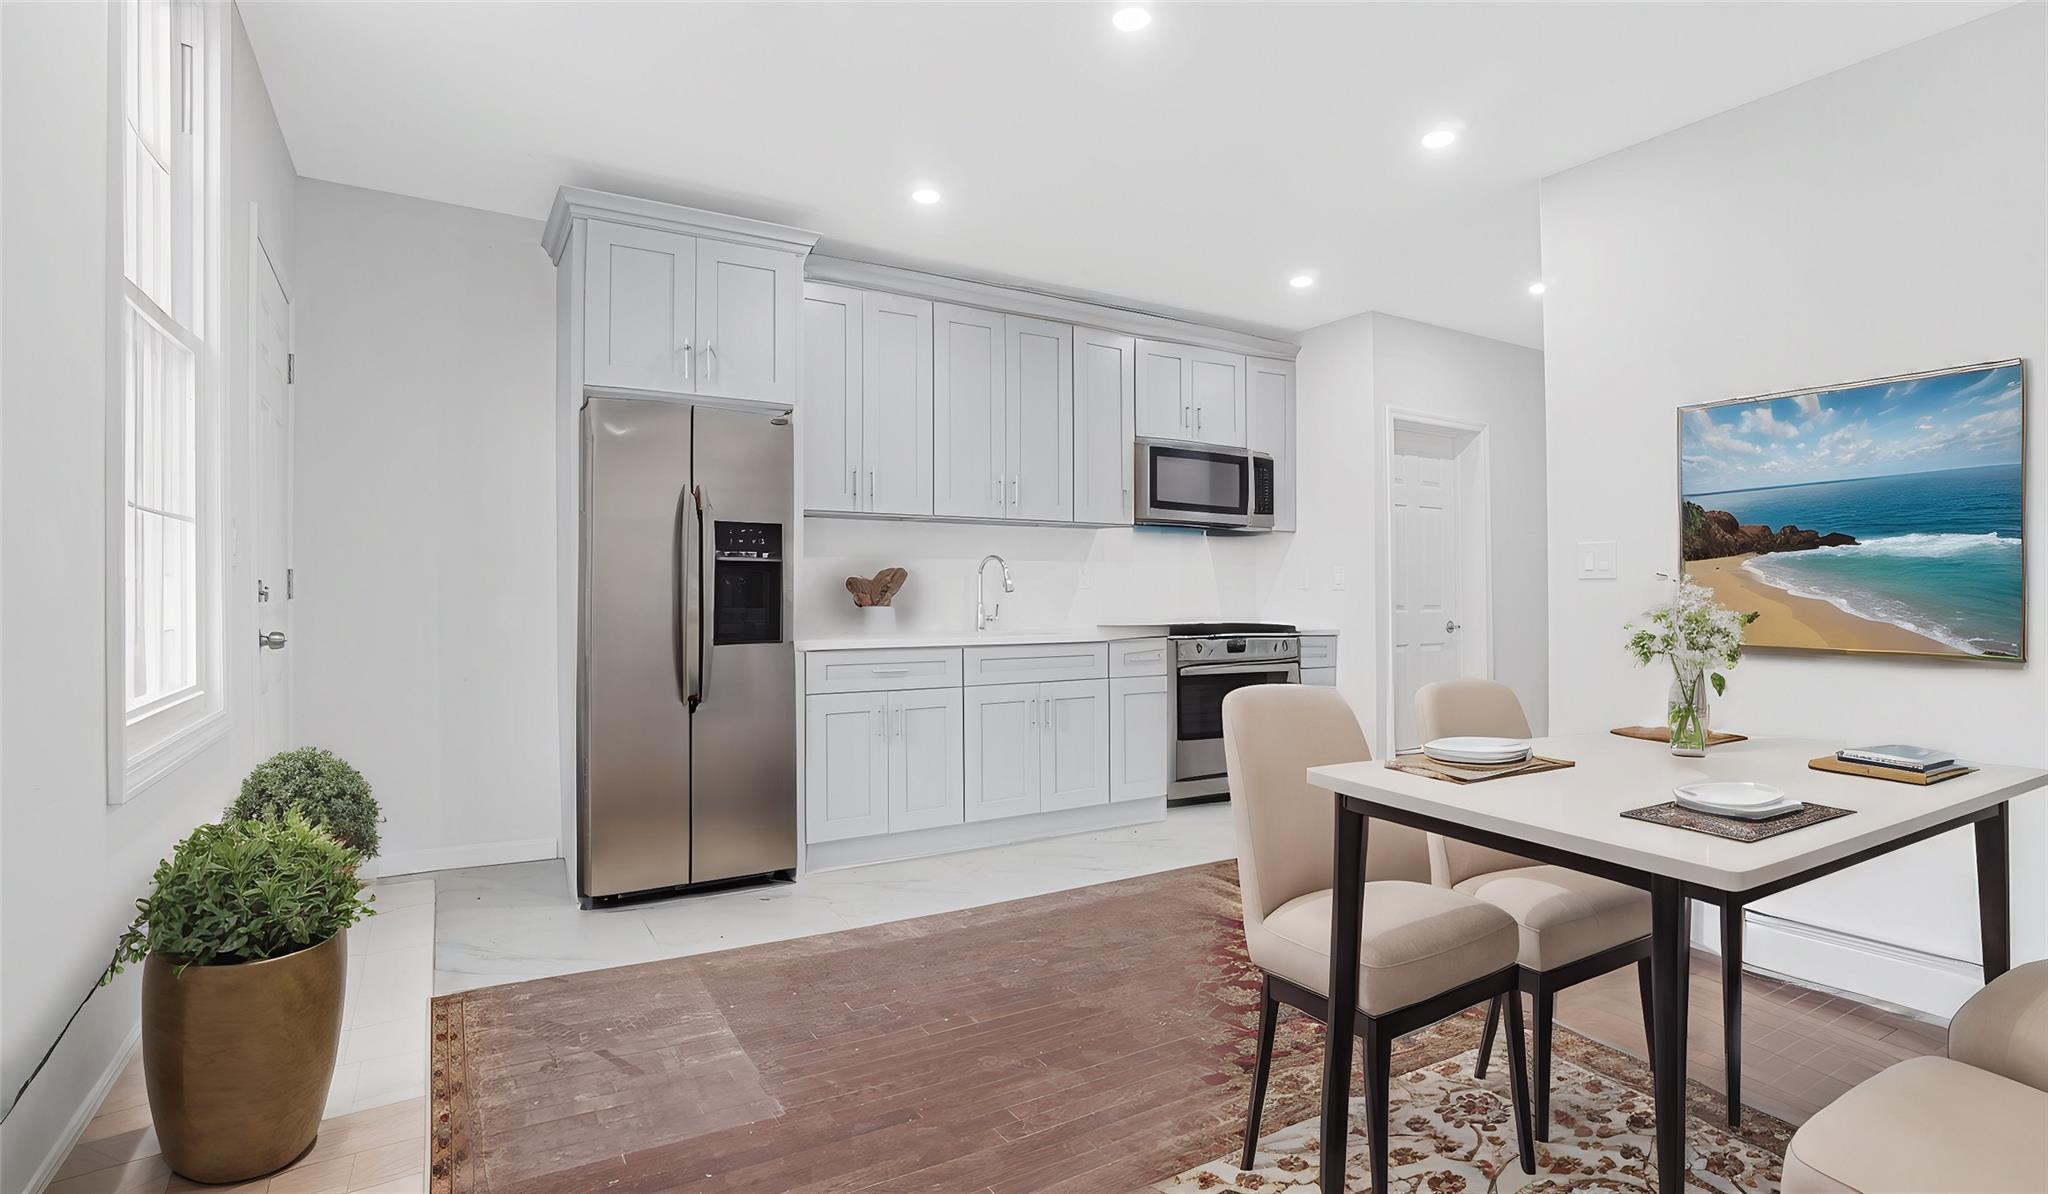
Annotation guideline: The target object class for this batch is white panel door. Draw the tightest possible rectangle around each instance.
[249,234,294,755]
[1039,679,1109,812]
[1391,431,1462,752]
[1108,675,1168,802]
[1134,339,1190,439]
[933,303,1005,518]
[695,240,798,404]
[1073,328,1134,524]
[964,682,1041,822]
[1005,315,1073,522]
[805,692,890,842]
[888,687,964,833]
[801,283,862,513]
[861,291,934,515]
[584,221,695,393]
[1247,356,1295,531]
[1187,347,1247,447]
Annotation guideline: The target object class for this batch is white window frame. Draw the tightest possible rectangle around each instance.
[107,0,229,802]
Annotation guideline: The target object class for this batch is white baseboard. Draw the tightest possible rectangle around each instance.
[362,837,559,879]
[805,798,1168,873]
[22,1021,142,1194]
[1695,906,1978,1021]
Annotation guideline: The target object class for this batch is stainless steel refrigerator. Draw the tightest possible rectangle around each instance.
[578,397,797,904]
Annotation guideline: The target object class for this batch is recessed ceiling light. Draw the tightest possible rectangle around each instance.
[910,187,942,205]
[1420,128,1458,150]
[1527,281,1547,296]
[1112,7,1152,32]
[1288,274,1316,289]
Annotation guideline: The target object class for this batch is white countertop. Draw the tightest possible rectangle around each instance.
[796,625,1341,652]
[1308,732,2046,892]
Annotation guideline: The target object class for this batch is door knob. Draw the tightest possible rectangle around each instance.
[259,631,287,650]
[1445,621,1461,635]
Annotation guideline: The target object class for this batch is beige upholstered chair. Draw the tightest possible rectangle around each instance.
[1223,684,1535,1188]
[1781,960,2048,1193]
[1415,679,1662,1139]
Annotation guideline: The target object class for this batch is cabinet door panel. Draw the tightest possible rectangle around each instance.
[696,241,798,403]
[1187,347,1247,447]
[933,304,1005,518]
[888,688,964,833]
[1040,679,1109,812]
[1109,675,1170,802]
[1073,329,1135,525]
[1301,667,1337,688]
[805,693,889,842]
[585,222,694,393]
[1134,339,1189,440]
[801,284,863,513]
[1247,356,1295,531]
[861,292,934,515]
[1005,316,1073,522]
[964,682,1040,822]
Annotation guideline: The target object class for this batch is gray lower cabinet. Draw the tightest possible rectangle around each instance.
[805,687,963,842]
[1302,667,1337,688]
[964,679,1109,821]
[1109,675,1170,801]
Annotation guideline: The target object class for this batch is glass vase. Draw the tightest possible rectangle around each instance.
[1668,669,1711,757]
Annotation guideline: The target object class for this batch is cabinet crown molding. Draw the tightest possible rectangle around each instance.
[542,186,822,263]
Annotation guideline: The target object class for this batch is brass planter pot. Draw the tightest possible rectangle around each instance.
[142,930,348,1183]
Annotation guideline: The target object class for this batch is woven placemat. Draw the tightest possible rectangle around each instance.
[1611,726,1748,746]
[1621,801,1853,842]
[1386,755,1575,784]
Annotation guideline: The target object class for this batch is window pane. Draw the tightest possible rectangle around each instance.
[125,303,195,519]
[125,302,199,714]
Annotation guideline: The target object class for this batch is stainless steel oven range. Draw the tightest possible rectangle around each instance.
[1167,622,1300,801]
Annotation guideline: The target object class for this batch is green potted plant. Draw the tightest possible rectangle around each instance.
[228,746,382,858]
[102,809,374,1182]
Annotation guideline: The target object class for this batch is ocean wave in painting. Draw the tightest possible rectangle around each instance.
[1743,533,2023,657]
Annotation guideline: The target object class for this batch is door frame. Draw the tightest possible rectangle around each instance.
[1378,407,1494,753]
[249,205,295,757]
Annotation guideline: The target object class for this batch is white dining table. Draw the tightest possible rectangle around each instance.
[1305,732,2047,1194]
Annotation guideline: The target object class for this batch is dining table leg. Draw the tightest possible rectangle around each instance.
[1320,800,1368,1194]
[1649,876,1689,1193]
[1975,801,2010,982]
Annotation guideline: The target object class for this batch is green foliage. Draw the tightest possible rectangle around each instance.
[229,747,382,858]
[102,809,374,982]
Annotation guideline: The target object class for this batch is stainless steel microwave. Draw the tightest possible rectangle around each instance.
[1133,438,1273,531]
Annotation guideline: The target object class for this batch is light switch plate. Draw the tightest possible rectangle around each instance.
[1577,540,1618,580]
[1331,565,1346,591]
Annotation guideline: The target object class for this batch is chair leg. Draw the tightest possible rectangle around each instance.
[1364,1016,1393,1194]
[1474,991,1502,1078]
[1724,904,1744,1129]
[1240,977,1280,1171]
[1636,955,1657,1080]
[1532,986,1555,1143]
[1502,985,1537,1174]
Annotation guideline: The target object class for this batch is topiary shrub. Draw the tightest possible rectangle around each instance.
[228,747,382,859]
[102,808,374,980]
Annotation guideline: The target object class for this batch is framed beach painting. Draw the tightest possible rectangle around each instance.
[1678,359,2026,661]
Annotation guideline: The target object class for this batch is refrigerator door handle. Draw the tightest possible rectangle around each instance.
[673,485,691,704]
[693,483,715,708]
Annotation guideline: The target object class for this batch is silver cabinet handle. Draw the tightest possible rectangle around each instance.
[703,342,717,380]
[994,474,1003,507]
[869,667,910,676]
[1196,407,1204,433]
[681,339,692,383]
[868,470,876,509]
[258,631,286,650]
[850,467,857,500]
[1010,477,1019,507]
[895,706,904,738]
[875,705,884,741]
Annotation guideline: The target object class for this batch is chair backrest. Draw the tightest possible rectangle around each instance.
[1948,959,2048,1093]
[1222,685,1432,933]
[1413,678,1538,886]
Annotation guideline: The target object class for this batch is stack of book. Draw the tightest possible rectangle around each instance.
[1836,744,1962,777]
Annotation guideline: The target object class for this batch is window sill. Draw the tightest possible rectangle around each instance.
[115,706,229,805]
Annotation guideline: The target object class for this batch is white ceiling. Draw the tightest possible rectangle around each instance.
[240,1,2004,348]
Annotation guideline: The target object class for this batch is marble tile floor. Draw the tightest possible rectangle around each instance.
[429,800,1239,994]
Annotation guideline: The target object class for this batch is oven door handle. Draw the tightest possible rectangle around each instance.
[1177,661,1301,678]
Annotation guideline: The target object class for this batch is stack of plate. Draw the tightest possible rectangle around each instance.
[1421,737,1532,766]
[1674,781,1804,821]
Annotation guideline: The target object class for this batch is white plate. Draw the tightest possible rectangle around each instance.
[1674,781,1786,810]
[1676,792,1806,821]
[1423,737,1530,763]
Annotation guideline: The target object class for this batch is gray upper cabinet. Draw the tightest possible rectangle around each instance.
[1072,328,1134,525]
[801,283,863,513]
[860,291,935,516]
[1134,338,1190,440]
[933,304,1006,519]
[1187,346,1247,447]
[1247,355,1296,531]
[695,240,800,405]
[1134,339,1245,447]
[584,221,697,394]
[1005,316,1073,523]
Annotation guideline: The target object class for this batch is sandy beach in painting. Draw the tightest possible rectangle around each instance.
[1684,554,1954,655]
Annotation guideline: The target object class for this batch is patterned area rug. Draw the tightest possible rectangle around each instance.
[428,861,1791,1192]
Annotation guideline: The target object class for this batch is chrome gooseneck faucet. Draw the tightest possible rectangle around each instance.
[976,554,1014,631]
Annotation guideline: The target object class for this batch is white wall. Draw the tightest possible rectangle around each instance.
[290,180,561,877]
[1275,312,1549,746]
[0,8,298,1187]
[1541,3,2047,1014]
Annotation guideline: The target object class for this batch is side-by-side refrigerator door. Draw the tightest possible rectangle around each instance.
[580,397,694,900]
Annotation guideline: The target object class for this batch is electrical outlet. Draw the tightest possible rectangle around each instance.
[1331,565,1346,591]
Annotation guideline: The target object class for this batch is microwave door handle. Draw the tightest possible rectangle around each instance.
[694,484,714,708]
